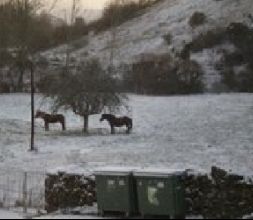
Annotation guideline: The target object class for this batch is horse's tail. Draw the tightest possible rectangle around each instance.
[129,118,133,130]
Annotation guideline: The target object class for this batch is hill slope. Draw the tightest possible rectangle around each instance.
[44,0,253,90]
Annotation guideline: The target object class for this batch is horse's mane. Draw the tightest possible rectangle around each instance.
[102,114,115,118]
[36,110,45,115]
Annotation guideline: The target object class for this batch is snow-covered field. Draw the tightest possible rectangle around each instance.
[0,210,23,219]
[0,93,253,176]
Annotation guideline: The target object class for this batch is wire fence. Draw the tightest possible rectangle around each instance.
[0,168,46,216]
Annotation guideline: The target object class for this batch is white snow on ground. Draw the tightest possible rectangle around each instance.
[36,215,102,219]
[0,207,205,219]
[243,214,253,219]
[0,210,23,219]
[0,93,253,176]
[0,209,102,219]
[43,0,253,89]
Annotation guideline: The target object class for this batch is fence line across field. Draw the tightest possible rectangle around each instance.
[0,168,46,214]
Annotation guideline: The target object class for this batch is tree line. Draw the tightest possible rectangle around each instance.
[0,0,88,51]
[0,0,161,92]
[0,0,89,92]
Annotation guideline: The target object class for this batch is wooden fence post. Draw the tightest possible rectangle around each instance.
[23,172,28,214]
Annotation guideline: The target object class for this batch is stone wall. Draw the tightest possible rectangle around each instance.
[184,167,253,219]
[45,172,96,213]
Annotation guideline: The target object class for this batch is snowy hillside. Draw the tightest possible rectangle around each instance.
[43,0,253,90]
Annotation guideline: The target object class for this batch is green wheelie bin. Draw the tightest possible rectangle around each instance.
[134,169,186,219]
[95,167,138,217]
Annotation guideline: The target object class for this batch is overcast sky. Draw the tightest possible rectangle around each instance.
[50,0,108,9]
[46,0,108,21]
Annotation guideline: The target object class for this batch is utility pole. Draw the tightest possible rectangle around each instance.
[30,61,35,151]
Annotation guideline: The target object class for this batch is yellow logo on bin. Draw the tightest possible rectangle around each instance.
[147,187,159,206]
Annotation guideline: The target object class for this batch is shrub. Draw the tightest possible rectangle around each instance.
[181,28,226,59]
[123,54,204,95]
[181,22,253,93]
[223,51,246,67]
[220,65,253,93]
[184,22,253,58]
[71,38,88,51]
[220,68,239,91]
[175,59,204,94]
[237,70,253,92]
[227,23,253,64]
[219,23,253,92]
[227,22,252,44]
[163,33,173,45]
[0,82,11,93]
[0,50,12,67]
[189,12,207,28]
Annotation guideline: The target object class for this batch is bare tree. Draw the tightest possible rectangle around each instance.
[0,0,61,91]
[41,58,128,133]
[0,0,41,91]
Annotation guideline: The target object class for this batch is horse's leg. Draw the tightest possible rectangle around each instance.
[61,122,64,131]
[62,119,66,131]
[129,119,133,133]
[126,121,132,134]
[45,122,49,131]
[111,125,115,134]
[126,125,130,134]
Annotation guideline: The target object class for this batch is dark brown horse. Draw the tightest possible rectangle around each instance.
[35,111,66,131]
[100,114,133,134]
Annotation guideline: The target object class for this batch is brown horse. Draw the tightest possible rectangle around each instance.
[100,114,133,134]
[35,111,66,131]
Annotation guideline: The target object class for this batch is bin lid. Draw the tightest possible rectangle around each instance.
[94,167,138,176]
[133,168,186,177]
